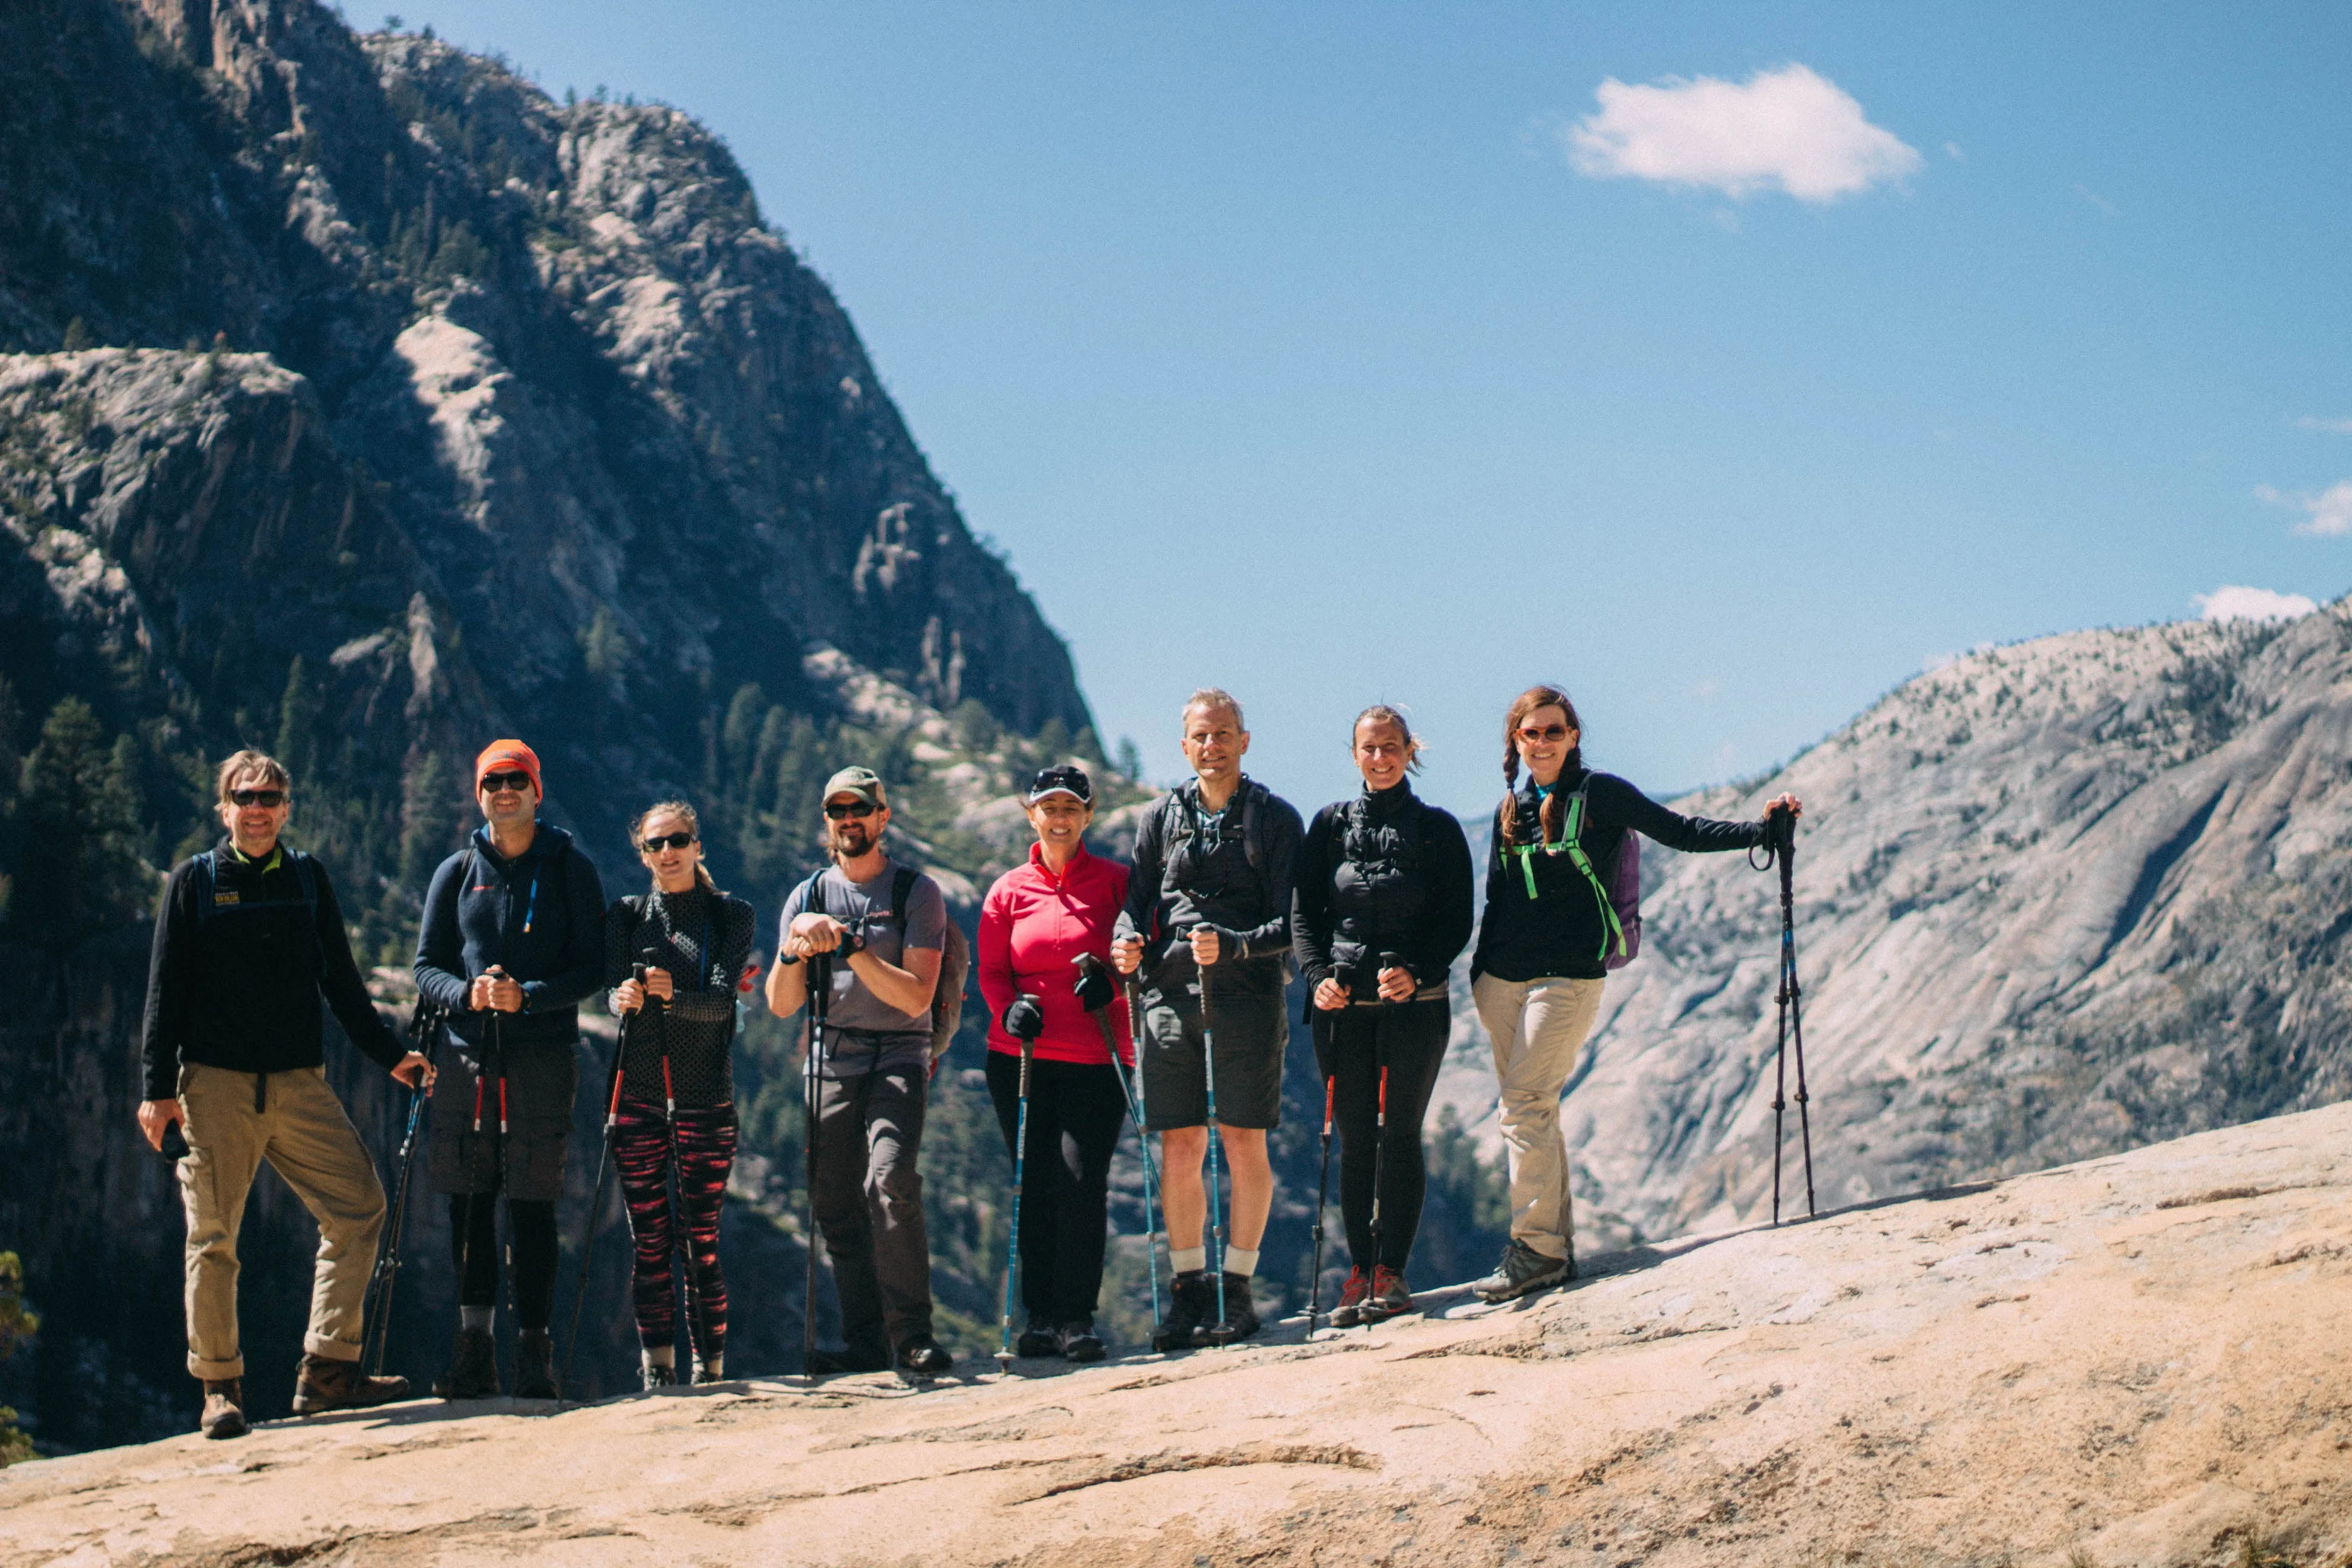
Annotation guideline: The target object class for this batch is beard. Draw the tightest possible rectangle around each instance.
[831,821,875,858]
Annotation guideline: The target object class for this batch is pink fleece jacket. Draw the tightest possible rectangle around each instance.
[978,843,1134,1065]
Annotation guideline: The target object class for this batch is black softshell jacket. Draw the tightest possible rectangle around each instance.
[1292,782,1474,996]
[142,840,405,1101]
[1471,766,1763,984]
[413,822,607,1051]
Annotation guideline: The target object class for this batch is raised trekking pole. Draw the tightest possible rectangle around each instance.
[995,995,1044,1370]
[1197,934,1230,1344]
[559,965,636,1400]
[1763,804,1816,1224]
[800,950,832,1379]
[363,1001,442,1378]
[1074,954,1161,1323]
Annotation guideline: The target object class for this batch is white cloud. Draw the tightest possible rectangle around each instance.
[2074,183,2118,217]
[2293,416,2352,434]
[1564,64,1922,204]
[2257,479,2352,536]
[1942,141,1965,161]
[2194,585,2318,622]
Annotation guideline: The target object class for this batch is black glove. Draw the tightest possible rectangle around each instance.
[1072,956,1115,1013]
[1002,994,1045,1043]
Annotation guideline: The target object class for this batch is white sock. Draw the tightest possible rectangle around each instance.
[1172,1246,1207,1274]
[460,1306,493,1332]
[696,1352,723,1379]
[1224,1246,1259,1279]
[642,1344,675,1370]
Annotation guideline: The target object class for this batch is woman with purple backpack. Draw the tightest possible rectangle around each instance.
[1468,684,1800,1304]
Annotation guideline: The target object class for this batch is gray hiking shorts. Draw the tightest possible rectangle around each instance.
[1138,964,1287,1131]
[428,1038,578,1203]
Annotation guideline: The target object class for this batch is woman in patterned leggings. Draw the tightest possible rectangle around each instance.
[607,801,756,1387]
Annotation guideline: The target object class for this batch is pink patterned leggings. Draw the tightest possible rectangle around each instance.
[614,1099,737,1357]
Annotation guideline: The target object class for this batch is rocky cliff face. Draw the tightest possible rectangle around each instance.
[0,0,1117,1450]
[1432,604,2352,1246]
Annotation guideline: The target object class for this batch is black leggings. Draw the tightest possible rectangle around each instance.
[448,1195,560,1329]
[985,1051,1130,1325]
[1312,999,1448,1273]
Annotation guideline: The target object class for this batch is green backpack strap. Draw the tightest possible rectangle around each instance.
[1501,782,1627,962]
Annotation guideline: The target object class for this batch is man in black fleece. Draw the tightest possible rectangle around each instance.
[413,739,606,1399]
[140,750,434,1439]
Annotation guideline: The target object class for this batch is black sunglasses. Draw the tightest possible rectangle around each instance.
[641,831,696,852]
[480,771,534,794]
[1516,724,1569,743]
[229,789,287,809]
[825,800,878,820]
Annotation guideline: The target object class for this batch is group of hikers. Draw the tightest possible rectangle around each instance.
[136,684,1798,1439]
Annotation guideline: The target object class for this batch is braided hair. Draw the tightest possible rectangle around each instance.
[1497,685,1583,849]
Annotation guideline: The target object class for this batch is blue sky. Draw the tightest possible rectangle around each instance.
[388,2,2352,817]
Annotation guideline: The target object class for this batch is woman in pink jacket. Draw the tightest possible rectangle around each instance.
[978,764,1134,1362]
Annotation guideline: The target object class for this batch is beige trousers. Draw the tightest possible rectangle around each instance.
[1472,973,1606,1263]
[177,1063,387,1379]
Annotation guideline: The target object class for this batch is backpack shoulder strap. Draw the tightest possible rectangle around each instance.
[195,850,218,927]
[289,849,319,916]
[1240,779,1268,871]
[891,864,916,930]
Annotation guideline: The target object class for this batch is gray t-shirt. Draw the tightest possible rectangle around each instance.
[780,857,947,1079]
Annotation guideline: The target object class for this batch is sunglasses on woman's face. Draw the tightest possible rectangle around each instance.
[641,832,696,852]
[480,772,533,795]
[229,789,287,809]
[1517,725,1569,743]
[825,801,877,821]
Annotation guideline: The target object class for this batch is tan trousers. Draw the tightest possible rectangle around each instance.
[1472,973,1606,1263]
[177,1063,387,1379]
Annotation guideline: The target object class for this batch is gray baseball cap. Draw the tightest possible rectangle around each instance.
[823,765,886,809]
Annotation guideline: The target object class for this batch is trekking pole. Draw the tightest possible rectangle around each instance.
[995,995,1042,1370]
[800,951,832,1377]
[1763,805,1815,1224]
[559,967,635,1400]
[364,1004,442,1377]
[1074,954,1161,1322]
[1123,967,1165,1324]
[1305,1058,1335,1334]
[1197,936,1229,1344]
[1363,952,1406,1327]
[651,971,713,1378]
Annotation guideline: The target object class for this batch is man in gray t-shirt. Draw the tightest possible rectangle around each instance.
[765,766,952,1377]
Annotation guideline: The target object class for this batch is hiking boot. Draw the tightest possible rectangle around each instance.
[1364,1265,1413,1323]
[200,1378,247,1440]
[1056,1321,1106,1364]
[1015,1318,1059,1359]
[897,1336,953,1377]
[642,1360,679,1391]
[434,1326,500,1400]
[291,1354,408,1414]
[1472,1240,1570,1304]
[1328,1267,1372,1328]
[805,1344,891,1377]
[512,1328,557,1399]
[693,1354,725,1385]
[1152,1269,1213,1351]
[1203,1273,1259,1345]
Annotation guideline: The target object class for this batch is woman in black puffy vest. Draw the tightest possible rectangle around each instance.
[1292,705,1474,1324]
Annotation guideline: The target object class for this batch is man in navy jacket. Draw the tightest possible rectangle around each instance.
[413,739,605,1399]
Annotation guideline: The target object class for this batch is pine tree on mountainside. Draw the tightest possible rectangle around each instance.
[11,698,148,941]
[0,1251,37,1465]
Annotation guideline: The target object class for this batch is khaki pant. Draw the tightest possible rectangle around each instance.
[177,1063,387,1379]
[1472,974,1606,1263]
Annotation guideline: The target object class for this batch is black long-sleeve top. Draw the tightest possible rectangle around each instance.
[603,886,757,1108]
[1472,765,1764,984]
[1112,776,1304,990]
[413,822,607,1053]
[1292,782,1474,999]
[141,839,405,1100]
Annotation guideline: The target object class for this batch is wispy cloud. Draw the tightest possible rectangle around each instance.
[1942,141,1965,161]
[1564,64,1921,204]
[2293,416,2352,434]
[2256,480,2352,536]
[2073,183,2118,217]
[2194,585,2318,622]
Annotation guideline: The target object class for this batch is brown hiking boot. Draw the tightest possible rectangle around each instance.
[292,1354,409,1414]
[200,1378,247,1439]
